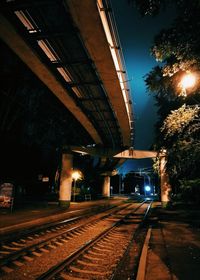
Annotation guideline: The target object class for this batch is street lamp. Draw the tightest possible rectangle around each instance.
[72,171,81,202]
[179,73,197,96]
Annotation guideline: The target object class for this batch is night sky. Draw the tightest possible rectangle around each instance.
[111,0,175,173]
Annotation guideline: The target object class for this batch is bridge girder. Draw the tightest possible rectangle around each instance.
[0,13,102,145]
[0,0,133,148]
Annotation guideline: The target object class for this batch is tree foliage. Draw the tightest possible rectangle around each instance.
[132,0,200,189]
[130,0,200,101]
[178,179,200,204]
[161,104,200,138]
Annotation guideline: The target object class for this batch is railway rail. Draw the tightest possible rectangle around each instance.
[0,201,135,276]
[37,201,152,280]
[0,200,153,279]
[0,203,119,243]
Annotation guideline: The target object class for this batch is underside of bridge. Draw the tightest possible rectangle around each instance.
[0,0,133,148]
[0,0,134,197]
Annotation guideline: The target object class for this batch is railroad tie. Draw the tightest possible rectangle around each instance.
[13,260,24,267]
[23,255,34,262]
[60,272,87,280]
[69,266,110,276]
[2,245,20,251]
[1,265,14,273]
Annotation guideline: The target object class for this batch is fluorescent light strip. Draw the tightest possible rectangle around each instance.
[14,10,38,33]
[72,87,82,98]
[57,67,72,83]
[37,40,57,62]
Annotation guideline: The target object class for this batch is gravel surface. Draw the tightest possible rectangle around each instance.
[1,220,112,279]
[59,203,149,280]
[0,202,143,279]
[0,201,150,280]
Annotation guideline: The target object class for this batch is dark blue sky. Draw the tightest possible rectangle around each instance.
[111,0,174,172]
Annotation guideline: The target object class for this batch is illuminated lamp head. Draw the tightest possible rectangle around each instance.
[72,171,81,181]
[180,73,196,90]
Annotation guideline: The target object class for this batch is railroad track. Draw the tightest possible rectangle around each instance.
[36,201,152,280]
[0,204,118,244]
[0,202,129,251]
[0,201,136,276]
[111,202,152,280]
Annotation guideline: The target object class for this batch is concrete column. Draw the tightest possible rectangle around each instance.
[102,176,110,197]
[160,156,171,207]
[59,153,73,207]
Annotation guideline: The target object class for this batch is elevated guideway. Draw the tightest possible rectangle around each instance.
[1,1,165,207]
[0,0,133,148]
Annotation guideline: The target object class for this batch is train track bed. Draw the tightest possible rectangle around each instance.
[0,203,122,242]
[0,201,131,251]
[0,201,139,279]
[35,201,151,280]
[110,203,152,280]
[28,201,152,280]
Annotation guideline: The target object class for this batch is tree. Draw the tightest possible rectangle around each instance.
[131,0,200,194]
[162,105,200,180]
[161,104,200,138]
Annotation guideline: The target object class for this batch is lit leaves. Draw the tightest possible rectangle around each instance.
[161,104,200,138]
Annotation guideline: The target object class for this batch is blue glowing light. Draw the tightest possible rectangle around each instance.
[145,186,151,192]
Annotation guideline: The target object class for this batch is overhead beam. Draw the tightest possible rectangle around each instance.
[69,80,101,87]
[114,149,158,159]
[52,59,93,67]
[67,0,131,147]
[0,13,102,144]
[68,146,158,159]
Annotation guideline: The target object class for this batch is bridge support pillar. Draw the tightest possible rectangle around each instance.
[160,155,171,207]
[59,152,73,207]
[102,176,110,198]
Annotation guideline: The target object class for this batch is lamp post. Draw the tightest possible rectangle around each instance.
[72,171,81,202]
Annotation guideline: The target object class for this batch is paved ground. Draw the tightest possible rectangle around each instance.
[146,204,200,280]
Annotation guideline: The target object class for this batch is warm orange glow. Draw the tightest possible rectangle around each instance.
[180,73,196,90]
[72,171,81,181]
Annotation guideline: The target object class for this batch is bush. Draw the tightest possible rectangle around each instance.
[179,179,200,204]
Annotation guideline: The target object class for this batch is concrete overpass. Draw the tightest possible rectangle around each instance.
[0,0,133,149]
[0,1,170,207]
[61,146,171,207]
